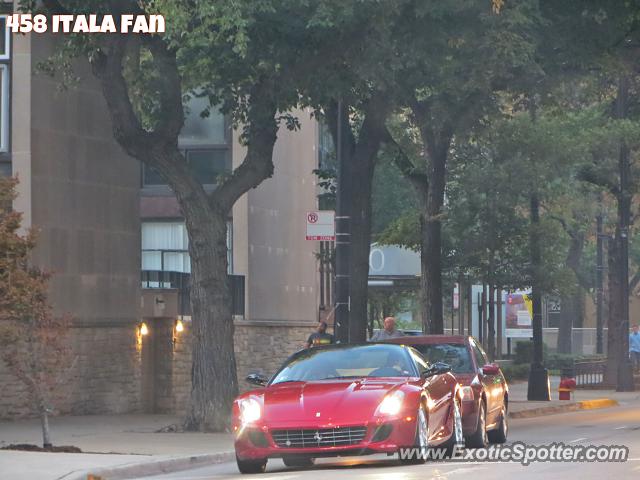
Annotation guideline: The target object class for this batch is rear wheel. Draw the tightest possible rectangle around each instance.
[488,402,508,444]
[236,454,267,474]
[465,400,488,448]
[399,404,429,464]
[282,456,315,468]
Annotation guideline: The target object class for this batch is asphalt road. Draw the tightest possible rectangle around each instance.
[142,404,640,480]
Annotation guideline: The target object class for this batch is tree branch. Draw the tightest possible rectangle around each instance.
[383,126,428,195]
[145,36,184,144]
[212,79,279,214]
[90,35,154,157]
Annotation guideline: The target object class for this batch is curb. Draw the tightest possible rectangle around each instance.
[509,398,618,419]
[72,451,235,480]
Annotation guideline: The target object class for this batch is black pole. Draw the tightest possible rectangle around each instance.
[528,193,551,400]
[334,99,351,343]
[596,202,604,355]
[615,75,634,391]
[477,292,483,343]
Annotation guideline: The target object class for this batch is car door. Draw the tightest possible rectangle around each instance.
[469,338,504,426]
[410,348,453,444]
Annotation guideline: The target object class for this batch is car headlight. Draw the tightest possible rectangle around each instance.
[377,390,405,415]
[239,398,261,424]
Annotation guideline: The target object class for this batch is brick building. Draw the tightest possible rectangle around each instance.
[0,7,324,418]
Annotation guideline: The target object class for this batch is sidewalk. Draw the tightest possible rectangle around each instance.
[507,375,640,418]
[0,415,234,480]
[1,381,638,480]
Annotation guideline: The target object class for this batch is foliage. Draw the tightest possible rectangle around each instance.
[513,340,548,365]
[0,177,74,447]
[500,363,530,383]
[371,153,418,238]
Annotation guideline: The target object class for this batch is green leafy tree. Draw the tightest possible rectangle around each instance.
[386,0,542,334]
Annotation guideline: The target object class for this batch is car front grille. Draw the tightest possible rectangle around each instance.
[271,426,367,448]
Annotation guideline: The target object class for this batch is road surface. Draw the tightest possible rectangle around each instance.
[142,403,640,480]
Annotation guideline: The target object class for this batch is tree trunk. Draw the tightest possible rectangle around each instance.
[348,109,387,343]
[327,97,388,343]
[40,408,51,449]
[558,232,584,354]
[418,128,451,334]
[183,205,238,431]
[386,111,451,335]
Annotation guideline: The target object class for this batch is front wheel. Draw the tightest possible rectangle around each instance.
[236,454,267,474]
[399,404,429,464]
[282,456,315,468]
[442,396,465,456]
[488,403,508,444]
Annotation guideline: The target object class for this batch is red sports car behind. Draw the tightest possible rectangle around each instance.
[385,335,508,448]
[233,343,464,473]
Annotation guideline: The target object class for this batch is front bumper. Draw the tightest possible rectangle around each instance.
[234,417,419,460]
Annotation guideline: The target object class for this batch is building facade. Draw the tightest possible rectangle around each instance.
[0,6,323,418]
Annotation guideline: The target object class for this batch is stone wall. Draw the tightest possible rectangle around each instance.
[0,319,314,419]
[152,320,314,417]
[0,324,142,419]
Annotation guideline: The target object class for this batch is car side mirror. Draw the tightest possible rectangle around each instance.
[481,363,500,376]
[246,373,268,387]
[422,361,451,378]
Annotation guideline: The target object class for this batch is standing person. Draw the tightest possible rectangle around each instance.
[369,316,405,341]
[630,324,640,373]
[305,321,334,348]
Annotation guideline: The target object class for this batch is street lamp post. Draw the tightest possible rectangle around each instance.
[528,193,551,401]
[334,99,351,343]
[615,75,634,392]
[596,204,604,355]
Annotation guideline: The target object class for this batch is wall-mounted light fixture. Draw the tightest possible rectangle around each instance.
[173,318,185,347]
[175,319,184,333]
[136,322,149,347]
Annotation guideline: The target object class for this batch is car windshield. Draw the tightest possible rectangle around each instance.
[412,343,473,374]
[270,345,416,385]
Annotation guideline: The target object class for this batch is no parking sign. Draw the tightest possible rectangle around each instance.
[306,211,335,241]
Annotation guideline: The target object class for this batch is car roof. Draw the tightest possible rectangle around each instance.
[384,335,470,345]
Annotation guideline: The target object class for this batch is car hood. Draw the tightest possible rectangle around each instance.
[263,378,407,426]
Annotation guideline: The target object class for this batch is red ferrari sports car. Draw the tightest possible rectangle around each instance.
[385,335,508,448]
[232,343,464,473]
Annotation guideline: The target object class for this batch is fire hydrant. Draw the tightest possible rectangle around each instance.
[558,377,576,400]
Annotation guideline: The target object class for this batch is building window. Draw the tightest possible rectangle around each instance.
[0,64,10,153]
[142,95,230,188]
[0,16,9,60]
[0,15,10,163]
[141,221,233,274]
